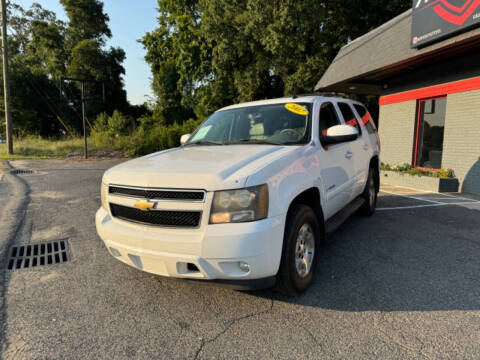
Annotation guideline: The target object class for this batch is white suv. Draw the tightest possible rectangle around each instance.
[96,95,380,295]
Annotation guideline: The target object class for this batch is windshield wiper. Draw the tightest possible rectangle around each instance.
[224,139,284,145]
[184,140,225,146]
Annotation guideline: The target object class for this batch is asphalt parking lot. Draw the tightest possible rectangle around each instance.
[0,159,479,359]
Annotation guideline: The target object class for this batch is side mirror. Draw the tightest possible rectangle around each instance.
[180,134,191,146]
[322,125,358,145]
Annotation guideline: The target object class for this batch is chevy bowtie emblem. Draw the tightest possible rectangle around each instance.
[134,199,155,211]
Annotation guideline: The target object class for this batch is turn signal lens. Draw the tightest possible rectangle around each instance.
[210,212,231,224]
[210,184,268,224]
[101,181,109,210]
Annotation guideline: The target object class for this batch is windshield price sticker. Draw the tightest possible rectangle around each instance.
[285,103,309,116]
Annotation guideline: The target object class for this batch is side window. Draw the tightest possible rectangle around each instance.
[354,104,376,134]
[338,102,361,134]
[319,102,341,136]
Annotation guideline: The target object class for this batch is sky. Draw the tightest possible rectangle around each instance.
[16,0,158,105]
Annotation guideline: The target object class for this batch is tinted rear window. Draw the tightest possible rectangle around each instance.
[354,104,376,134]
[338,103,361,134]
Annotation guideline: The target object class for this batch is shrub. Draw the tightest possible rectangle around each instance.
[108,110,131,136]
[91,110,133,150]
[380,163,455,179]
[124,117,202,156]
[88,109,204,157]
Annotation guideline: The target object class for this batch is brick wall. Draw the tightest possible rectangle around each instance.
[378,100,416,166]
[442,89,480,195]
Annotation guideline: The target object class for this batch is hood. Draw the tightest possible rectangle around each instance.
[104,145,298,191]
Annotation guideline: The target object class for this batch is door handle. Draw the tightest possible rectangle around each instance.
[345,151,353,159]
[363,144,369,150]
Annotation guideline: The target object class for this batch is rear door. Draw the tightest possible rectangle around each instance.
[317,101,356,219]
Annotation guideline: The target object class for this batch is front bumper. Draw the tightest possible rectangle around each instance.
[95,207,285,287]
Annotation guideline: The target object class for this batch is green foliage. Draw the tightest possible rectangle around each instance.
[141,0,411,127]
[106,110,131,136]
[68,39,105,79]
[380,163,455,179]
[124,117,202,156]
[59,0,111,46]
[62,0,129,117]
[2,3,74,137]
[0,135,112,158]
[2,1,133,139]
[4,0,411,156]
[91,110,131,149]
[90,109,201,156]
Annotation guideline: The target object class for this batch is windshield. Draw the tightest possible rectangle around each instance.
[187,103,311,146]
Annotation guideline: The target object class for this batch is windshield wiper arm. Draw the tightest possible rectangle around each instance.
[225,139,284,145]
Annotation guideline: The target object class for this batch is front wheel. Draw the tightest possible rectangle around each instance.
[275,205,322,296]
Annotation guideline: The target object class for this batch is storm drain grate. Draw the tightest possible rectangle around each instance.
[7,240,71,270]
[11,169,34,175]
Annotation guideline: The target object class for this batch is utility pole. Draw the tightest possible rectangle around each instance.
[81,81,87,159]
[1,0,13,154]
[61,77,105,159]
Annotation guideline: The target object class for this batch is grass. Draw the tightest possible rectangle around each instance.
[0,136,119,159]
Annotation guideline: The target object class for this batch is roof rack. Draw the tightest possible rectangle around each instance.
[291,92,350,99]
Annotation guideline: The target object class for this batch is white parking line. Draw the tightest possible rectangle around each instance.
[418,197,472,200]
[377,202,480,211]
[378,186,480,211]
[380,190,443,204]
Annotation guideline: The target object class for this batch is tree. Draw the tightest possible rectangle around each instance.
[61,0,129,125]
[141,0,205,125]
[59,0,111,47]
[142,0,411,124]
[0,1,133,138]
[1,3,75,137]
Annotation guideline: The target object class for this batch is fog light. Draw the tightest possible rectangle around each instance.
[128,254,143,269]
[239,261,250,273]
[109,247,121,257]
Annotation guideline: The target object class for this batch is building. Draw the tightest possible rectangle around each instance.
[315,1,480,195]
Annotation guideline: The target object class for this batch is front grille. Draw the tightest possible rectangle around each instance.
[109,186,204,201]
[110,204,201,227]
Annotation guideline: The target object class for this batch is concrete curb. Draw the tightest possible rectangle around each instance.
[0,159,11,170]
[0,160,29,263]
[0,160,11,182]
[381,170,459,193]
[0,159,30,352]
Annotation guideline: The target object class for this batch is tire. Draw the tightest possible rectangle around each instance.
[358,167,378,216]
[274,204,322,296]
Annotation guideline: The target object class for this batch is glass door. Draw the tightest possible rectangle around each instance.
[413,97,447,169]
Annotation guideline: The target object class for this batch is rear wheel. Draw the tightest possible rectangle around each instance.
[275,205,321,296]
[358,167,377,216]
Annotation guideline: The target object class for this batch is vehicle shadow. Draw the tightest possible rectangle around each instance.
[259,196,480,312]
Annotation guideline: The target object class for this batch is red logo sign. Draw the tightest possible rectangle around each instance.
[433,0,480,25]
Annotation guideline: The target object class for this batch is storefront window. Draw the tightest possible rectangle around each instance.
[414,97,447,169]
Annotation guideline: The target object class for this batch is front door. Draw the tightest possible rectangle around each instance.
[317,101,356,219]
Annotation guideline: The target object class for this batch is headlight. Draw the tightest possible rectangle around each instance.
[101,181,109,210]
[210,184,268,224]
